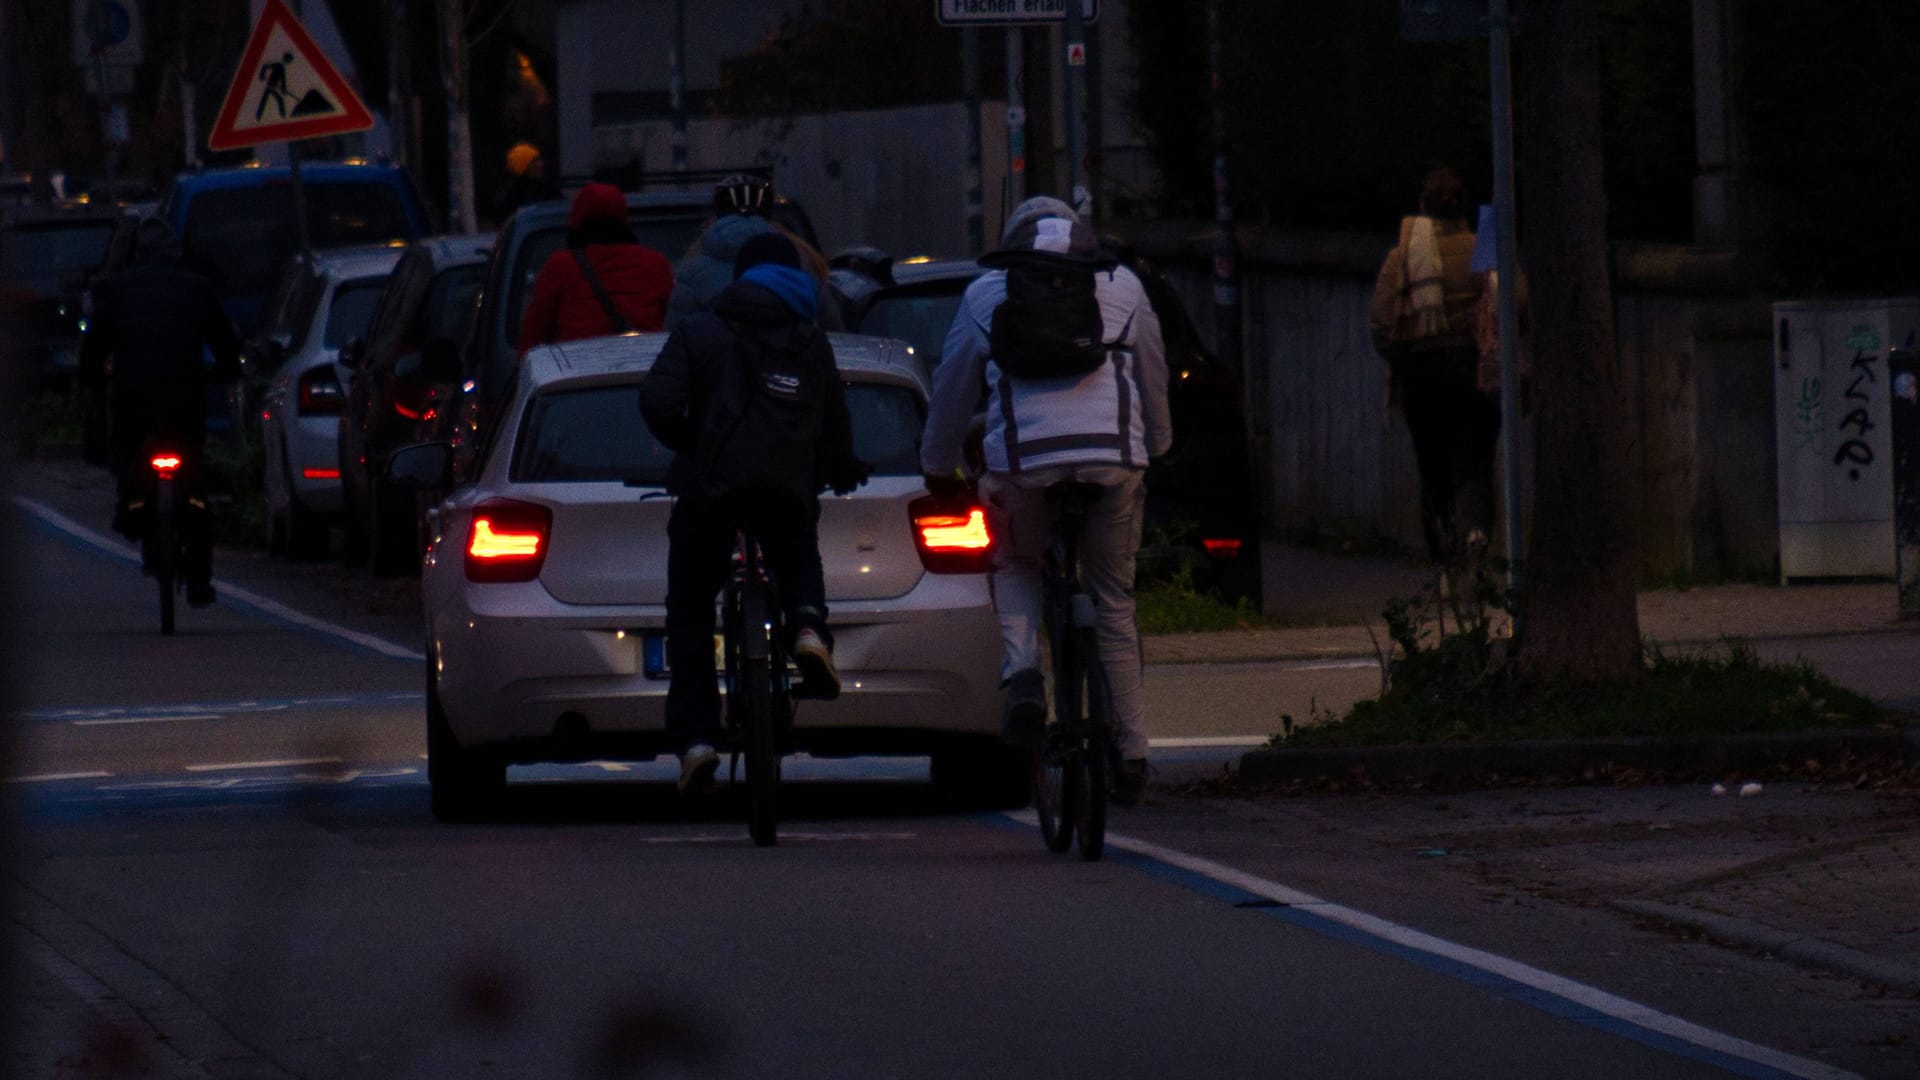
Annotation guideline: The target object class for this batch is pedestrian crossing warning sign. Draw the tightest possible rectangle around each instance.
[206,0,373,151]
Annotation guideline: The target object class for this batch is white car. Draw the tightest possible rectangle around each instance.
[254,243,403,557]
[392,332,1020,820]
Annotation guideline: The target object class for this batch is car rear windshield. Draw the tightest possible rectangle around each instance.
[504,215,706,344]
[0,220,117,281]
[512,380,925,485]
[857,286,967,369]
[181,183,413,298]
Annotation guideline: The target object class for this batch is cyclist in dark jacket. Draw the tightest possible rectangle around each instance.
[79,219,241,607]
[639,231,868,792]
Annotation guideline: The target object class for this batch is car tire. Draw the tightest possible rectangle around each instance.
[284,490,330,561]
[931,738,1032,810]
[427,666,506,822]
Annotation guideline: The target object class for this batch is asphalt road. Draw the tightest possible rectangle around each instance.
[4,461,1914,1079]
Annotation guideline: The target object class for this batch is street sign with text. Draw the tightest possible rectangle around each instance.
[936,0,1097,26]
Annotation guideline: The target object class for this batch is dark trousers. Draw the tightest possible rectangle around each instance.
[1392,348,1501,563]
[110,410,214,589]
[664,490,828,752]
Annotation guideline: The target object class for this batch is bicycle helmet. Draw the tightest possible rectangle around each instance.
[712,173,773,217]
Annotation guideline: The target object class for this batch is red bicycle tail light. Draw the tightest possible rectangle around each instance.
[298,368,345,415]
[465,498,551,582]
[149,453,183,475]
[909,495,995,574]
[1202,537,1244,559]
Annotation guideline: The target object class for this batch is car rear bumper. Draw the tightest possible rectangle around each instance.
[285,413,344,511]
[429,573,1003,755]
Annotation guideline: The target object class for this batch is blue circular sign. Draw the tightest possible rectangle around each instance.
[85,1,132,49]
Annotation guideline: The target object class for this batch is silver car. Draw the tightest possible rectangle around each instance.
[398,332,1020,819]
[255,243,404,557]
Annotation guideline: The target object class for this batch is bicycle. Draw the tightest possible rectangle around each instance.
[1031,481,1116,861]
[133,442,193,635]
[720,529,794,847]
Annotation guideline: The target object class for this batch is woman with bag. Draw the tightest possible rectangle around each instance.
[518,182,674,351]
[1369,166,1496,564]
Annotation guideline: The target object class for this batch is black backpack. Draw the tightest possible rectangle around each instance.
[983,252,1114,379]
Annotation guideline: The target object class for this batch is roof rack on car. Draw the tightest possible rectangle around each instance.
[559,165,774,193]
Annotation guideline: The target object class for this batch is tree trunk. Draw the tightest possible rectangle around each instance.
[1510,0,1643,682]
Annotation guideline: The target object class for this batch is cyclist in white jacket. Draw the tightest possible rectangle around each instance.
[921,196,1171,806]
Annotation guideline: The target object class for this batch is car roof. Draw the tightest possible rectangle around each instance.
[414,231,495,266]
[167,161,413,191]
[883,255,983,286]
[504,187,713,229]
[298,242,407,280]
[522,331,930,397]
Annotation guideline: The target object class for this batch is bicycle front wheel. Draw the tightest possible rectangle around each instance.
[1075,627,1110,862]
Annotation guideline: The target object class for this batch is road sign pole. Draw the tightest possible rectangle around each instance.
[288,141,313,268]
[1489,0,1523,581]
[1062,3,1088,218]
[1006,28,1025,210]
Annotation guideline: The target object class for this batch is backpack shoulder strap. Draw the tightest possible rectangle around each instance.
[570,248,633,333]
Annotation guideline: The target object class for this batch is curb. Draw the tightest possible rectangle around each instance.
[1610,899,1920,997]
[1236,728,1912,784]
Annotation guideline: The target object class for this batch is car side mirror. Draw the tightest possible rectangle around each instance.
[419,337,462,384]
[386,442,453,489]
[338,338,367,370]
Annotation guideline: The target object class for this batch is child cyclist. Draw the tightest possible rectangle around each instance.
[639,232,870,793]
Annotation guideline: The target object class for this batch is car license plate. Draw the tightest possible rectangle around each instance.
[642,634,725,679]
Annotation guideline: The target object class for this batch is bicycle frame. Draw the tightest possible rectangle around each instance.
[1033,481,1114,861]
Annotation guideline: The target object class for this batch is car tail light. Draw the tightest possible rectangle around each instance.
[1202,537,1244,559]
[465,498,551,582]
[909,494,994,574]
[298,368,345,415]
[149,453,183,475]
[302,467,340,480]
[391,376,433,421]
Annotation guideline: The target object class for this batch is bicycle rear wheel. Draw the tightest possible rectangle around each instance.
[150,517,177,635]
[1034,615,1081,854]
[740,590,779,847]
[1076,626,1111,861]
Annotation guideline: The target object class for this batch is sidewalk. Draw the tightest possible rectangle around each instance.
[1171,541,1920,1001]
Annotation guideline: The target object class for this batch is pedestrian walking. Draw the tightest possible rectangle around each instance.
[1369,166,1497,565]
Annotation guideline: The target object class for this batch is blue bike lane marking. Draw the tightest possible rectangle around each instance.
[982,814,1857,1080]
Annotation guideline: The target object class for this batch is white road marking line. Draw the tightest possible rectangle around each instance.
[74,714,221,727]
[184,757,344,773]
[14,496,424,662]
[1148,735,1268,748]
[5,771,112,784]
[1065,824,1859,1080]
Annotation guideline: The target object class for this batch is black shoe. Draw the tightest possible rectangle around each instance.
[187,582,216,609]
[1111,758,1149,807]
[1000,668,1046,747]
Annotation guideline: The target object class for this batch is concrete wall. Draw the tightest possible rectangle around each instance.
[1130,223,1784,581]
[591,103,1010,258]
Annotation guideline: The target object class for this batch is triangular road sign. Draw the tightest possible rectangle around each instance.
[207,0,373,151]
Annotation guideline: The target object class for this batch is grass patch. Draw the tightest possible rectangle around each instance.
[1137,562,1267,634]
[1273,559,1889,748]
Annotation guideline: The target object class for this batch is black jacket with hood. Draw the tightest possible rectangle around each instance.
[639,278,860,503]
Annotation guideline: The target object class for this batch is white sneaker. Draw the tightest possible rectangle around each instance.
[791,628,840,701]
[677,744,719,794]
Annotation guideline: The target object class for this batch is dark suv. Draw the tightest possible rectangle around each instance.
[338,231,494,574]
[834,247,1262,607]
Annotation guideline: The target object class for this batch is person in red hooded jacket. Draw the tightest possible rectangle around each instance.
[517,182,674,351]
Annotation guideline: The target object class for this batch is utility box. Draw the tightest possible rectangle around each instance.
[1772,298,1920,581]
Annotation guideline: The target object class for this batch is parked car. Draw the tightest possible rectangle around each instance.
[832,246,1264,606]
[338,231,494,575]
[388,331,1023,820]
[252,244,404,558]
[160,160,433,339]
[0,207,140,395]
